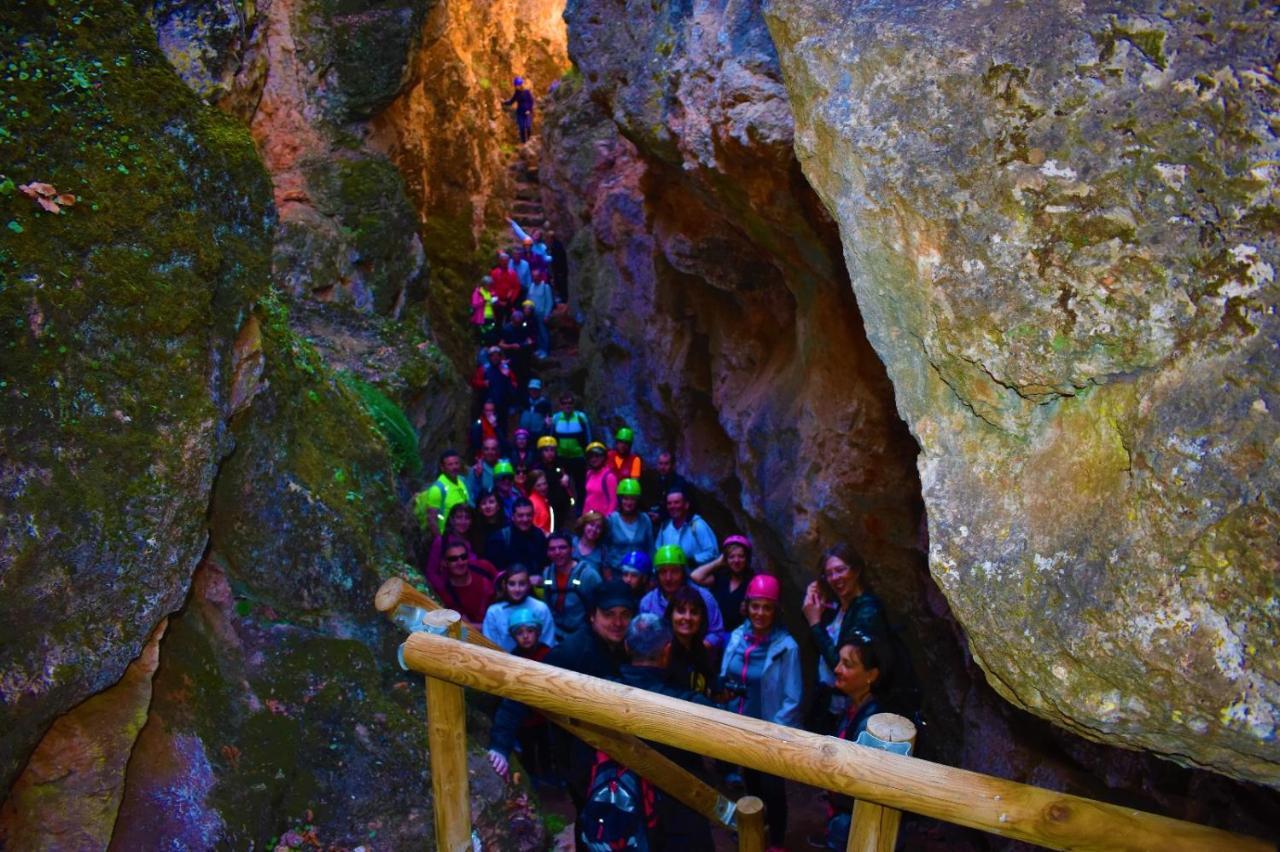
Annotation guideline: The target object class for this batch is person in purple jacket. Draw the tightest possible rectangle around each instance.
[638,544,728,650]
[502,76,535,143]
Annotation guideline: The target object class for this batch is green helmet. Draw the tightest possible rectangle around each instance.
[493,459,515,477]
[615,427,635,443]
[617,478,642,497]
[654,544,686,567]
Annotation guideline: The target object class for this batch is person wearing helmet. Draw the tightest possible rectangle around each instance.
[516,377,551,438]
[691,534,755,633]
[717,573,801,851]
[581,441,618,516]
[501,75,535,143]
[482,564,556,652]
[604,478,654,572]
[617,614,716,850]
[654,487,719,569]
[489,581,634,806]
[510,427,536,469]
[497,598,556,786]
[639,545,728,649]
[606,426,643,480]
[617,550,653,599]
[492,459,520,518]
[534,435,575,525]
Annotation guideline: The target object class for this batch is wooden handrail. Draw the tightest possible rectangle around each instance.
[399,627,1272,852]
[375,578,738,828]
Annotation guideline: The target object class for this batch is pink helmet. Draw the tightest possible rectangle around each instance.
[722,535,752,553]
[745,574,780,602]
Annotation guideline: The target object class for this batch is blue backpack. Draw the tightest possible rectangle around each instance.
[576,751,655,851]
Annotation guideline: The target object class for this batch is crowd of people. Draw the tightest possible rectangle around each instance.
[412,142,912,851]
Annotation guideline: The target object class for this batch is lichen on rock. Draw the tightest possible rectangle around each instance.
[764,0,1279,783]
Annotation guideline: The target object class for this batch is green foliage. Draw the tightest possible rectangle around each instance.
[342,373,421,474]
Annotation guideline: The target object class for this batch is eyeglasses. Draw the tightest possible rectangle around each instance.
[446,554,469,562]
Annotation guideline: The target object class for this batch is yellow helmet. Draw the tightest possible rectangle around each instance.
[537,436,558,449]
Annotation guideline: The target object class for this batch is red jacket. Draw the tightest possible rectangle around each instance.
[490,265,521,305]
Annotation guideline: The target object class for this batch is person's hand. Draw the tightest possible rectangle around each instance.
[560,474,570,490]
[487,749,509,779]
[802,581,825,626]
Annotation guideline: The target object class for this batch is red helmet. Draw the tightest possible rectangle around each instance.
[745,574,780,602]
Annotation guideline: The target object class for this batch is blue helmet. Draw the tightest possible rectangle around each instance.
[619,551,653,577]
[508,606,542,636]
[513,76,524,87]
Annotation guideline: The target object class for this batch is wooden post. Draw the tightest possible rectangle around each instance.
[736,795,766,852]
[397,629,1272,852]
[847,714,918,852]
[423,610,472,852]
[377,578,737,828]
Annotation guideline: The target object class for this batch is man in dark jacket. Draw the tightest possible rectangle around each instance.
[546,228,569,302]
[487,582,635,810]
[486,498,548,572]
[502,76,535,143]
[619,614,715,850]
[646,450,692,523]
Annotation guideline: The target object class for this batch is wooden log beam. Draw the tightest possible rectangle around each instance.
[422,612,472,852]
[847,714,918,852]
[736,796,766,852]
[399,629,1271,852]
[374,579,737,829]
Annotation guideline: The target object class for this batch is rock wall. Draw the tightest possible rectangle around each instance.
[765,0,1278,786]
[1,0,537,845]
[539,0,1279,835]
[0,0,273,795]
[539,0,941,739]
[144,0,431,315]
[370,0,570,359]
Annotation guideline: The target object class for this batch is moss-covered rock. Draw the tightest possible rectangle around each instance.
[0,0,273,796]
[111,556,438,848]
[295,0,429,122]
[135,0,268,121]
[284,154,425,315]
[766,0,1279,784]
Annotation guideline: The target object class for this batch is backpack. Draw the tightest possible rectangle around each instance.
[576,751,655,851]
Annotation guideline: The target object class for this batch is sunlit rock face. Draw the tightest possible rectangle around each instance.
[370,0,570,314]
[141,0,430,314]
[764,0,1278,784]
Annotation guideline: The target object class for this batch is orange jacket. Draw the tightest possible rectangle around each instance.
[607,450,642,481]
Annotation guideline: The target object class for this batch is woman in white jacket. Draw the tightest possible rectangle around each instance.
[717,574,801,851]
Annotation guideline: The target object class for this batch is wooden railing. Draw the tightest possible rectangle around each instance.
[375,578,1271,852]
